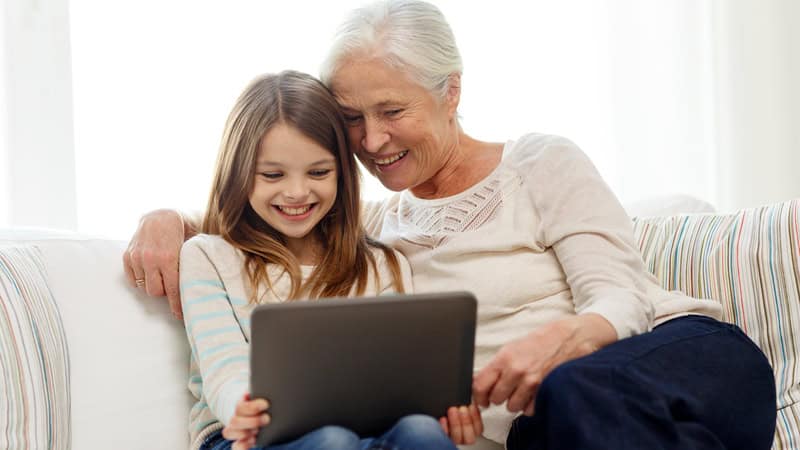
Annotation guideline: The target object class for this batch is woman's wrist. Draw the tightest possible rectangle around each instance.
[570,313,618,352]
[178,210,201,241]
[545,313,618,360]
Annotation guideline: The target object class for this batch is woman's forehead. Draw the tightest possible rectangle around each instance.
[331,60,428,110]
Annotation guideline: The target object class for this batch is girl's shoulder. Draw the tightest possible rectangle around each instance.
[367,244,407,266]
[181,233,244,266]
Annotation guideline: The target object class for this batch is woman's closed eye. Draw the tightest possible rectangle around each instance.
[385,108,404,118]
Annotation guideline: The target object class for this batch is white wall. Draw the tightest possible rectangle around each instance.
[1,0,77,230]
[2,1,799,234]
[713,0,800,211]
[0,1,9,226]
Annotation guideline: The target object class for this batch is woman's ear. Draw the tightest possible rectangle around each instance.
[445,73,461,119]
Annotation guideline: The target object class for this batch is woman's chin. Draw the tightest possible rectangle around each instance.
[376,174,412,192]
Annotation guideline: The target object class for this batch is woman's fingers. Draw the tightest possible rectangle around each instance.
[523,398,535,416]
[122,250,138,287]
[439,416,449,436]
[506,375,539,413]
[122,209,186,316]
[472,365,501,408]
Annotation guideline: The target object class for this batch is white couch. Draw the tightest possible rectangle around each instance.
[0,229,192,449]
[0,229,501,450]
[2,197,798,450]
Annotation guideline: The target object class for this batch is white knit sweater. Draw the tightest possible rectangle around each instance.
[362,133,722,444]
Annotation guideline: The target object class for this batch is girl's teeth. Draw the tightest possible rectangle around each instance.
[278,205,311,215]
[375,150,408,165]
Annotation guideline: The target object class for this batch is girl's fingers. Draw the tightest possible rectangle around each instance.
[229,413,270,431]
[232,434,257,450]
[235,398,270,417]
[469,402,484,436]
[222,426,248,441]
[459,406,476,444]
[439,416,449,436]
[447,406,463,444]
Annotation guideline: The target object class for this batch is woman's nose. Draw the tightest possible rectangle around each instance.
[361,118,390,153]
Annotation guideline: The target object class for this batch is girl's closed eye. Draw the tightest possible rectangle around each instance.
[309,169,333,178]
[260,172,283,180]
[343,114,362,124]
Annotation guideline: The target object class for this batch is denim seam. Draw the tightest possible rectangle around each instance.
[620,327,729,367]
[610,366,628,450]
[365,439,399,450]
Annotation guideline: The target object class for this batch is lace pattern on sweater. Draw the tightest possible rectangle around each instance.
[398,168,523,249]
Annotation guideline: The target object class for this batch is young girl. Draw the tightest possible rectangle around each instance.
[179,71,479,450]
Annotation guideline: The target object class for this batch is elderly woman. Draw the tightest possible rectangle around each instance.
[125,1,776,449]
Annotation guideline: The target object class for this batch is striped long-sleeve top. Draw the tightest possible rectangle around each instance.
[179,234,413,450]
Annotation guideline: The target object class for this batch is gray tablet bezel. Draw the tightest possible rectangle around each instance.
[250,291,477,447]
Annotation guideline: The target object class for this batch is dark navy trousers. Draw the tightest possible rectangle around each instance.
[506,316,776,450]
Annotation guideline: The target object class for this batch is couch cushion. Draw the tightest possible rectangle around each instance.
[632,199,800,449]
[0,245,70,450]
[0,231,193,449]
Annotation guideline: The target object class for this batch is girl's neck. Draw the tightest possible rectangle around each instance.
[285,235,323,266]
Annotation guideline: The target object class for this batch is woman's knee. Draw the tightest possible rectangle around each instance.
[306,425,360,449]
[538,360,597,409]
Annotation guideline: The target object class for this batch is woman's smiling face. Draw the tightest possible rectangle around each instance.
[329,57,460,195]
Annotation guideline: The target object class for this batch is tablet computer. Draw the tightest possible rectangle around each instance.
[250,291,477,447]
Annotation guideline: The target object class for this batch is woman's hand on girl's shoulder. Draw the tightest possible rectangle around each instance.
[223,393,271,450]
[439,402,483,445]
[123,208,190,319]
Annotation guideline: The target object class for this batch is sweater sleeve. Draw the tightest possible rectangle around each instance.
[521,135,655,339]
[361,194,401,238]
[180,236,250,426]
[380,249,414,295]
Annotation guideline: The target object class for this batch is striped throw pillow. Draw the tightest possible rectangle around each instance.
[0,246,71,450]
[632,199,800,450]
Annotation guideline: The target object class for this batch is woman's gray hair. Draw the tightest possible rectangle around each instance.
[320,0,463,100]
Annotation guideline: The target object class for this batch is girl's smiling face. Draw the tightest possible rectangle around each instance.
[249,122,338,261]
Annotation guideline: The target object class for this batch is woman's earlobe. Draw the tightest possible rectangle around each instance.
[446,73,462,117]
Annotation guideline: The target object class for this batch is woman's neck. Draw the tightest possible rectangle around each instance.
[410,132,504,200]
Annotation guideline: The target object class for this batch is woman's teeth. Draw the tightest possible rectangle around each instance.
[277,205,312,215]
[375,150,408,166]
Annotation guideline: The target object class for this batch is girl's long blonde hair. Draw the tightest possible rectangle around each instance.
[202,70,404,301]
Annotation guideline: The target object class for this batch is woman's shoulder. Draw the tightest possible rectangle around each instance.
[366,244,412,294]
[504,133,588,167]
[361,193,402,237]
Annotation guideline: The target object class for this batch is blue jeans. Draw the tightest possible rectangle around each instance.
[506,315,776,450]
[200,414,457,450]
